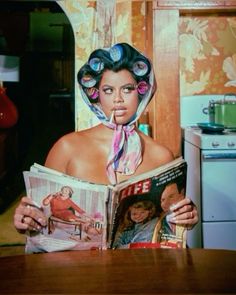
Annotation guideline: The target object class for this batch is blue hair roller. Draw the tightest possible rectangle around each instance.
[109,44,123,62]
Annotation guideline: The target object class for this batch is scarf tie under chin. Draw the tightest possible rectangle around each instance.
[79,62,155,185]
[106,124,142,185]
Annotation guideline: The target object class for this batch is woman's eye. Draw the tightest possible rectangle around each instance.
[122,85,136,93]
[103,87,113,94]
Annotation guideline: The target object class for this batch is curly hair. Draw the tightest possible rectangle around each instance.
[60,186,74,198]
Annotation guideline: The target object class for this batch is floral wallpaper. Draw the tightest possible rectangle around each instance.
[57,0,136,130]
[179,16,236,96]
[57,1,236,130]
[57,0,147,131]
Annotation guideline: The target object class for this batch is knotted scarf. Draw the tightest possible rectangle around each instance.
[79,67,156,185]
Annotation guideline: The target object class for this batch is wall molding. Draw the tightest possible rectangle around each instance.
[154,0,236,11]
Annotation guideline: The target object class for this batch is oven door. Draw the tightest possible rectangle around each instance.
[201,150,236,221]
[202,221,236,250]
[201,150,236,249]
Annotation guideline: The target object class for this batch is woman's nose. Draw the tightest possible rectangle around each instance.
[113,89,124,103]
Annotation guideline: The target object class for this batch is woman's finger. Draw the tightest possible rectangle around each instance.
[168,202,198,227]
[14,196,47,233]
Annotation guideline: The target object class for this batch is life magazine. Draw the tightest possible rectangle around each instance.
[23,157,187,253]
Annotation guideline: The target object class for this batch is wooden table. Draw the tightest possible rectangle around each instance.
[0,248,235,294]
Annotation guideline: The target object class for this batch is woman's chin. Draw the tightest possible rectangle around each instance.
[114,115,133,125]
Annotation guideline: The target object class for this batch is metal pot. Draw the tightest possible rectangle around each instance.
[214,100,236,128]
[203,93,236,129]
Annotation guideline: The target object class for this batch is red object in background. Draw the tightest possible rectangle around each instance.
[0,87,18,128]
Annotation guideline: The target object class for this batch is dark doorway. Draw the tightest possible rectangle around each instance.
[0,1,75,211]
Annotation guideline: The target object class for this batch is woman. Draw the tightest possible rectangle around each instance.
[14,43,198,236]
[42,186,87,222]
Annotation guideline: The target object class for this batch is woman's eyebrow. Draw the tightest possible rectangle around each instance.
[122,83,136,87]
[101,84,113,88]
[101,83,136,88]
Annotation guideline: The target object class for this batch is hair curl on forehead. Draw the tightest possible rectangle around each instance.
[77,43,152,103]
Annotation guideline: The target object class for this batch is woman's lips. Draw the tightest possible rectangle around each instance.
[113,107,126,117]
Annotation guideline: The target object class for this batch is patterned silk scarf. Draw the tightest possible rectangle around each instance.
[80,70,156,185]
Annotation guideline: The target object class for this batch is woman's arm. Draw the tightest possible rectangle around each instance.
[42,194,54,206]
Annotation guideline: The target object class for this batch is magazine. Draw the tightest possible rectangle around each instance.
[23,157,187,253]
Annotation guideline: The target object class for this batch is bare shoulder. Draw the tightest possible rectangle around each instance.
[140,132,174,168]
[48,130,88,153]
[44,128,94,172]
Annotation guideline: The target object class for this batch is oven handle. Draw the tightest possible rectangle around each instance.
[202,153,236,160]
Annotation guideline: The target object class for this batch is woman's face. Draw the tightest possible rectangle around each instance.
[130,207,150,223]
[99,69,139,125]
[61,187,71,199]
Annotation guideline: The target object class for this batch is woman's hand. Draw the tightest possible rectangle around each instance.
[14,196,47,234]
[168,198,198,229]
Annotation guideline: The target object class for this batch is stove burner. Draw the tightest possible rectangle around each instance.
[201,129,224,135]
[197,122,225,134]
[200,128,236,135]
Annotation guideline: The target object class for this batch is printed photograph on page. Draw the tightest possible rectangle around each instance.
[23,171,109,252]
[110,161,187,249]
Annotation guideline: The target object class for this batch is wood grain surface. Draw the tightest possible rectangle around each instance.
[0,248,235,294]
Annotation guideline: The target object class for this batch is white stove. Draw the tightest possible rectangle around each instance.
[185,127,236,150]
[181,95,236,250]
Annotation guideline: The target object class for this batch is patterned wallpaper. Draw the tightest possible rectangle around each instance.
[57,1,236,130]
[180,16,236,96]
[57,0,148,131]
[57,0,131,130]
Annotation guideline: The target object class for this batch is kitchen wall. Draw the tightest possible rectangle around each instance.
[59,1,236,131]
[180,15,236,96]
[57,0,148,131]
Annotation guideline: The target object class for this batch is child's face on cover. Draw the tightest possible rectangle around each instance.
[130,207,150,223]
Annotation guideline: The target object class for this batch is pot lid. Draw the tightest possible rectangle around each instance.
[214,99,236,105]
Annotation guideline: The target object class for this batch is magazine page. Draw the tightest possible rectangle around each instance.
[109,158,187,249]
[23,169,110,253]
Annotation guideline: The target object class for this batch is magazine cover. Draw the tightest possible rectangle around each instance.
[110,160,187,249]
[23,171,110,253]
[23,157,187,253]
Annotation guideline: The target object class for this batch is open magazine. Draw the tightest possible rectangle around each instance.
[23,157,187,253]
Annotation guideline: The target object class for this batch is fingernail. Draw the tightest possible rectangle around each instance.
[169,217,177,222]
[32,200,42,209]
[170,204,178,211]
[38,218,46,226]
[166,213,175,222]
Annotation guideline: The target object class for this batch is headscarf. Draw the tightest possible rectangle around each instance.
[78,43,156,185]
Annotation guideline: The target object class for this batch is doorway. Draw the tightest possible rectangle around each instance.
[0,0,74,210]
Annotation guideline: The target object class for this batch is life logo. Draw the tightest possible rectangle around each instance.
[120,179,151,200]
